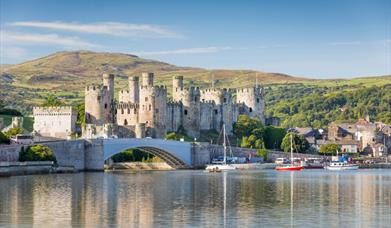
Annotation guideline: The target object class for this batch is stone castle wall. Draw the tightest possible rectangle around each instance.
[84,72,265,139]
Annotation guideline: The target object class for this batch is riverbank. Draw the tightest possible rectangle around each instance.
[0,162,77,177]
[359,163,391,169]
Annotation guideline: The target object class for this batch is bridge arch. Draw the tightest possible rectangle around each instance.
[103,139,193,169]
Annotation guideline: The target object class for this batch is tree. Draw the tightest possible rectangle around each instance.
[319,144,339,155]
[280,132,310,153]
[5,127,24,138]
[233,115,264,139]
[75,103,85,126]
[240,135,264,149]
[264,126,286,149]
[0,132,10,144]
[43,94,64,106]
[257,148,268,160]
[19,145,57,162]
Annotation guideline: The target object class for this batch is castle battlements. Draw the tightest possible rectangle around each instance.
[84,72,265,139]
[33,106,77,115]
[116,102,139,109]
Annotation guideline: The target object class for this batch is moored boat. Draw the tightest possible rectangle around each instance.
[275,165,303,171]
[275,133,303,171]
[324,161,359,171]
[205,124,236,172]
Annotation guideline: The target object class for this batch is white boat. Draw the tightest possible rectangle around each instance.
[324,161,359,171]
[205,124,236,172]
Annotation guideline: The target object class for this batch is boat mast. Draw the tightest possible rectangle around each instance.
[223,123,227,165]
[290,133,293,165]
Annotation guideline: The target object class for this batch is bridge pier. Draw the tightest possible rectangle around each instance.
[84,139,105,171]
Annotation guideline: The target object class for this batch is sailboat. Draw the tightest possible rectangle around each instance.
[275,133,303,171]
[206,124,236,171]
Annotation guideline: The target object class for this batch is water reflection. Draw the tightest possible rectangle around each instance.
[0,170,390,227]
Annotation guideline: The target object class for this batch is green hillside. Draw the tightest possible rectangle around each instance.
[1,50,390,127]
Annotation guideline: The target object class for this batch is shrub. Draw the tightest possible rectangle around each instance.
[257,148,268,160]
[5,127,24,138]
[19,145,57,162]
[0,132,10,144]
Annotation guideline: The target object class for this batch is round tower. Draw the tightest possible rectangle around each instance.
[142,72,154,87]
[102,73,114,100]
[180,86,201,138]
[172,75,184,101]
[128,76,140,103]
[85,85,104,125]
[236,87,265,123]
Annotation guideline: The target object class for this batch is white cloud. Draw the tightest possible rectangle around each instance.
[9,21,182,38]
[133,46,232,56]
[1,31,99,48]
[329,41,361,46]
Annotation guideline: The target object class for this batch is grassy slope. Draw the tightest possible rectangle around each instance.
[1,50,390,113]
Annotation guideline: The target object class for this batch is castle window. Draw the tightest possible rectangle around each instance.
[97,96,101,101]
[194,97,198,102]
[145,97,148,102]
[134,108,137,114]
[249,108,253,112]
[121,109,124,114]
[156,109,159,113]
[224,98,227,103]
[257,98,260,103]
[124,119,128,126]
[104,103,107,109]
[214,109,218,114]
[202,99,205,102]
[149,105,152,111]
[184,110,188,115]
[127,108,130,114]
[176,88,178,92]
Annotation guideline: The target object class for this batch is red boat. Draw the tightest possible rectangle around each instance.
[275,165,303,171]
[275,133,303,171]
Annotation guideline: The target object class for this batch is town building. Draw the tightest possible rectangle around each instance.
[84,73,265,139]
[33,106,78,139]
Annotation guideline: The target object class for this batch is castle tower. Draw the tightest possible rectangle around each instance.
[85,74,116,125]
[142,72,154,87]
[180,86,201,138]
[103,73,114,100]
[138,72,168,137]
[172,76,184,101]
[128,76,140,103]
[236,86,265,123]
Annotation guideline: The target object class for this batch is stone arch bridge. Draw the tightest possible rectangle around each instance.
[1,138,263,170]
[103,139,192,169]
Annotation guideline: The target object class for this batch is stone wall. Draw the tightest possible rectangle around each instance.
[84,139,104,171]
[0,145,22,162]
[41,140,86,170]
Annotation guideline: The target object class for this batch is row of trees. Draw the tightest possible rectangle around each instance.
[265,84,391,128]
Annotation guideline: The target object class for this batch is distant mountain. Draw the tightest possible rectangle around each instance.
[0,50,390,114]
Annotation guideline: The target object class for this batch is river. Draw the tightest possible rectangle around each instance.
[0,169,390,227]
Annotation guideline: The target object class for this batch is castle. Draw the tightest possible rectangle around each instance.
[84,73,265,139]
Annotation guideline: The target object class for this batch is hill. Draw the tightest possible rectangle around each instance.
[1,50,390,118]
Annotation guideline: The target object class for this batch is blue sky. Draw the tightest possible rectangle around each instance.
[0,0,390,78]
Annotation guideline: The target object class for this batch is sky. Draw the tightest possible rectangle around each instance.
[0,0,390,78]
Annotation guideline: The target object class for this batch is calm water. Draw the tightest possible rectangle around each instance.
[0,169,391,227]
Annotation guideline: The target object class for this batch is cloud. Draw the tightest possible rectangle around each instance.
[9,21,182,38]
[133,46,232,56]
[329,41,361,46]
[1,31,99,48]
